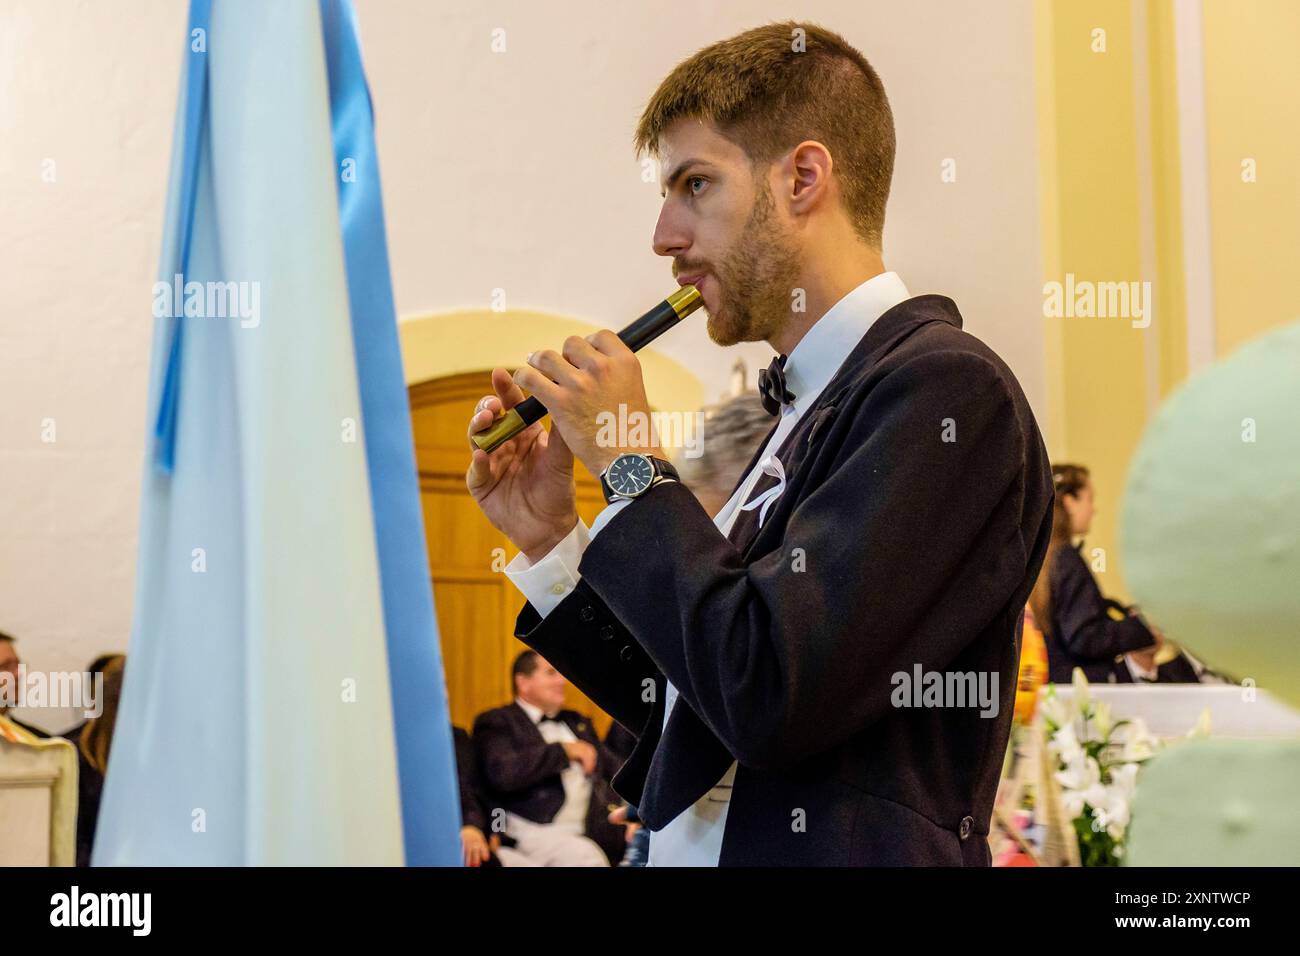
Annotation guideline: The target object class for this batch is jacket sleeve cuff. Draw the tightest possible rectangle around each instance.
[504,519,590,618]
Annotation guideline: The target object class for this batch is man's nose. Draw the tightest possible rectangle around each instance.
[652,205,690,259]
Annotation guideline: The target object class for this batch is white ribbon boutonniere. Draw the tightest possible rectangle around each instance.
[740,455,787,528]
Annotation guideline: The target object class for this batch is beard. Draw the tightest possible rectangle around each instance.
[703,180,803,347]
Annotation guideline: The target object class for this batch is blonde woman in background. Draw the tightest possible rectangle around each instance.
[69,654,126,866]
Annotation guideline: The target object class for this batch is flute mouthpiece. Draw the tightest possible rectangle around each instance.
[667,284,703,318]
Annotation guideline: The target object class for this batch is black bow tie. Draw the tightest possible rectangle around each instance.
[537,714,564,725]
[758,354,796,416]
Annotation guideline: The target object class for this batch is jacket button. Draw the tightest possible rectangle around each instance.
[958,816,974,841]
[619,646,635,663]
[579,605,594,623]
[599,624,615,641]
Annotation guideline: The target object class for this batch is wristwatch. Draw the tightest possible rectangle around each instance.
[599,453,679,504]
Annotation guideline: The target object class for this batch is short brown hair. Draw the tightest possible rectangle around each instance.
[1027,463,1091,637]
[512,649,540,691]
[634,21,896,247]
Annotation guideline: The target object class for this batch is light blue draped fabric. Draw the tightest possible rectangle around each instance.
[319,0,462,866]
[96,0,458,865]
[151,0,210,473]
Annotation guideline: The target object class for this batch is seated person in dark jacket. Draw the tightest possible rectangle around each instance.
[1110,649,1195,683]
[452,726,502,867]
[472,651,626,866]
[1108,641,1226,684]
[1030,464,1164,683]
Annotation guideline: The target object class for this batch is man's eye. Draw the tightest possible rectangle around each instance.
[688,176,707,195]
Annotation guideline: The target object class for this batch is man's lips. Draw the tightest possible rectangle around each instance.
[676,273,707,289]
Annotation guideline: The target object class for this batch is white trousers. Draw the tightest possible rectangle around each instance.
[498,815,609,867]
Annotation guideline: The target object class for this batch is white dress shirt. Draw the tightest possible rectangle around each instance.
[505,271,911,864]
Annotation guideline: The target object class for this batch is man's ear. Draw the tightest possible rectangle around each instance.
[786,140,833,216]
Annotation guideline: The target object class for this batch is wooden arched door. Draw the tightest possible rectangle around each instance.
[409,371,612,737]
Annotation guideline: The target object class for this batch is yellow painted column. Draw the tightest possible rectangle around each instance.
[1145,0,1189,398]
[1202,0,1300,354]
[1036,0,1155,599]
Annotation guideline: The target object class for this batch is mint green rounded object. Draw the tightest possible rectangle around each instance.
[1120,319,1300,707]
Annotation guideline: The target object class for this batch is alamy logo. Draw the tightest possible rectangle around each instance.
[594,403,705,458]
[0,665,103,719]
[49,886,151,936]
[891,664,999,718]
[1042,273,1151,328]
[152,273,261,328]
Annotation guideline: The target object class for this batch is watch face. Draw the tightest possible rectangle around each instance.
[607,454,655,497]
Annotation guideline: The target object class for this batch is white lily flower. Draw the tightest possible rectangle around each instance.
[1094,700,1113,739]
[1115,718,1157,763]
[1084,776,1129,840]
[1051,721,1083,763]
[1080,781,1109,813]
[1071,667,1091,712]
[1105,788,1132,831]
[1055,749,1101,793]
[1109,761,1140,799]
[1038,687,1070,729]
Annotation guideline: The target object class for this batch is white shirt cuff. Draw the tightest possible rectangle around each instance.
[589,498,632,538]
[503,500,633,619]
[504,520,590,618]
[1124,653,1159,682]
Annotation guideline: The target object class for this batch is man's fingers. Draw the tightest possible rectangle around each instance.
[528,348,583,386]
[466,370,524,453]
[466,398,501,444]
[513,365,559,405]
[586,328,629,358]
[466,448,492,491]
[563,334,602,370]
[491,366,527,409]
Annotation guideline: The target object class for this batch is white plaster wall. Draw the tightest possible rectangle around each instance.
[1,0,186,731]
[365,0,1045,412]
[0,0,1042,731]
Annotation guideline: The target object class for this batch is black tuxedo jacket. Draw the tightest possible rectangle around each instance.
[452,726,490,835]
[515,295,1054,865]
[1045,543,1157,683]
[471,702,625,864]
